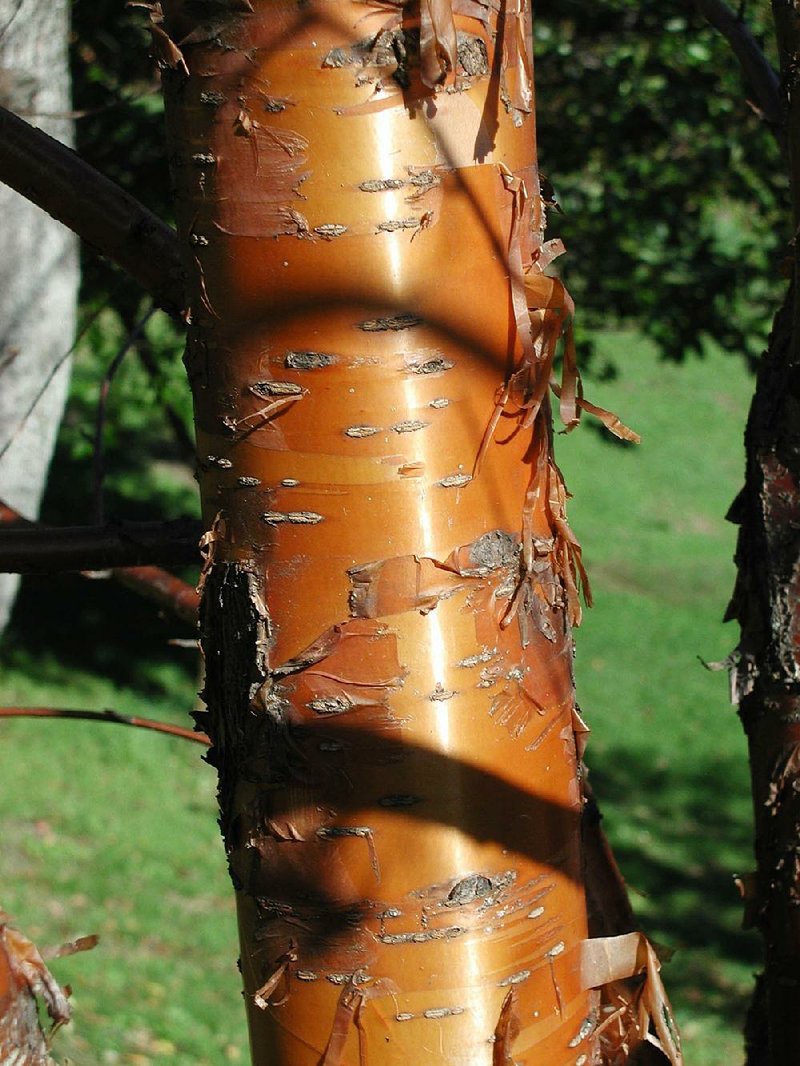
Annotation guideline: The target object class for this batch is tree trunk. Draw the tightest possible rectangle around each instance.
[723,1,800,1061]
[159,1,678,1062]
[0,0,78,632]
[728,286,800,1066]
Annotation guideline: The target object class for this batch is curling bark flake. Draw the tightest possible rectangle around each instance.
[159,1,677,1062]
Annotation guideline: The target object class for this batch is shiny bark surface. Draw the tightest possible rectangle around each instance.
[160,2,665,1062]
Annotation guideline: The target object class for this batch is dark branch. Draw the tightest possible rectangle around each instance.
[0,518,202,573]
[0,706,208,745]
[0,106,185,316]
[695,0,784,147]
[0,503,199,621]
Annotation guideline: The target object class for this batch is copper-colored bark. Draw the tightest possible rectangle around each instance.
[113,565,199,626]
[159,1,676,1062]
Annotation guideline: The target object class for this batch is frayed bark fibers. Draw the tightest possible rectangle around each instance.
[161,1,678,1062]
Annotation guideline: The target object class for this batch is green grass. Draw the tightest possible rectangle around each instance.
[0,595,245,1065]
[558,332,760,1064]
[0,330,758,1064]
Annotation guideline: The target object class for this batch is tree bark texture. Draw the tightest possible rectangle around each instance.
[724,1,800,1061]
[733,281,800,1057]
[0,0,79,632]
[160,2,679,1062]
[729,289,800,1063]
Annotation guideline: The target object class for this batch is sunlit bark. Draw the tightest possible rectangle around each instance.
[159,1,677,1062]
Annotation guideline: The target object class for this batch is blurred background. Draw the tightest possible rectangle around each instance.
[0,0,782,1061]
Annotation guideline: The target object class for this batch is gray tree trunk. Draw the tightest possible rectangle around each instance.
[0,0,78,631]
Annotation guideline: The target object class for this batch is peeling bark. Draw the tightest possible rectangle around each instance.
[0,908,96,1064]
[160,1,676,1062]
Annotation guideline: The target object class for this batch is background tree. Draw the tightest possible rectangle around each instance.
[0,0,78,630]
[536,0,785,367]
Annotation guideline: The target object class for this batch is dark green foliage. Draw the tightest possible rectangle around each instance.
[47,4,195,526]
[42,303,195,526]
[535,0,786,366]
[72,0,174,304]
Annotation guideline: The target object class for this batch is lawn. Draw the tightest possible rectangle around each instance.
[0,328,759,1063]
[558,332,760,1063]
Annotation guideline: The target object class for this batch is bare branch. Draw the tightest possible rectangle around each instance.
[113,565,199,626]
[0,706,209,745]
[0,503,199,622]
[0,518,202,573]
[0,106,185,315]
[696,0,784,146]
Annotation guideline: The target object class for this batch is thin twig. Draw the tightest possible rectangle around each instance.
[0,706,209,745]
[92,307,156,524]
[13,85,162,123]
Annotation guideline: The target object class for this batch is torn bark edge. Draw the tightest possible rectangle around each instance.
[579,933,683,1065]
[493,987,521,1066]
[317,972,399,1066]
[198,561,273,855]
[0,911,98,1063]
